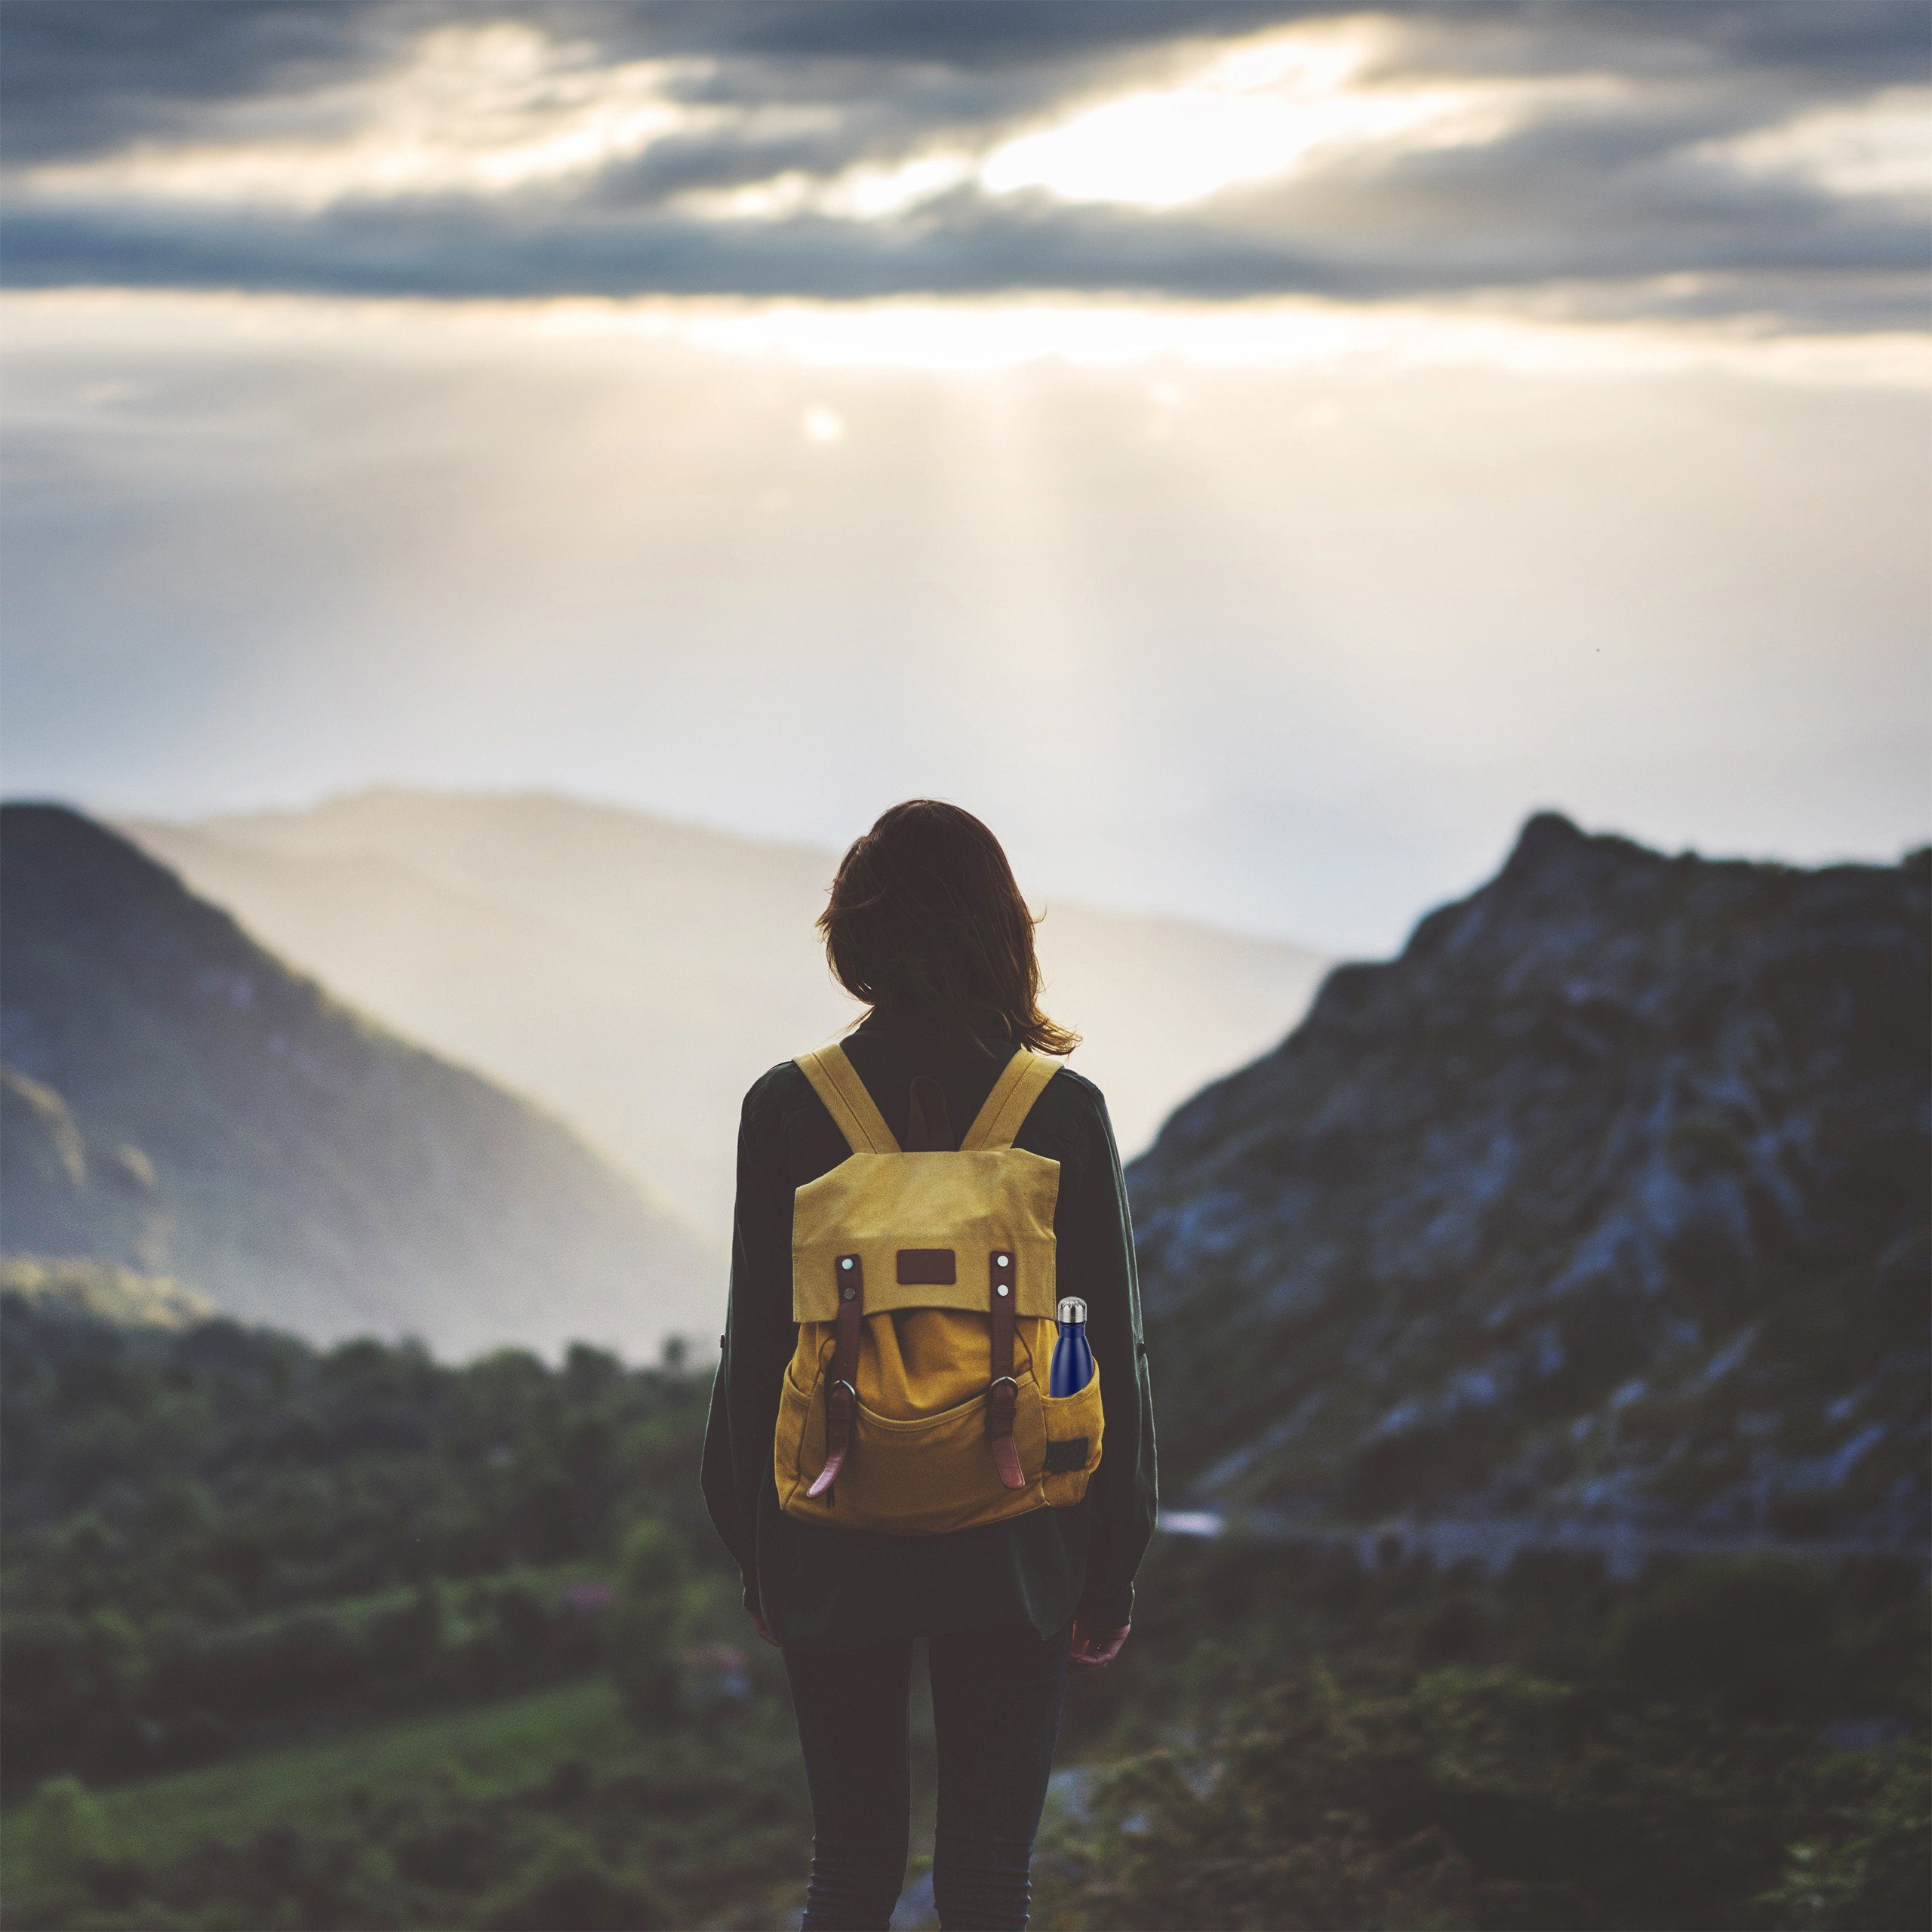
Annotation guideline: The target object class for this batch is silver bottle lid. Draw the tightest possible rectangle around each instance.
[1057,1297,1088,1324]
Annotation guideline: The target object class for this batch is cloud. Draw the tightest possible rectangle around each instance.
[0,0,406,165]
[1691,86,1932,202]
[0,1,1926,330]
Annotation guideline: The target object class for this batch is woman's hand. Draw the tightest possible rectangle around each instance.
[1069,1617,1130,1669]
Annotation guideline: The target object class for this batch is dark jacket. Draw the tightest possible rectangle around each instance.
[700,1004,1158,1651]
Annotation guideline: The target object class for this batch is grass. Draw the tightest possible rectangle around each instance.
[0,1675,628,1883]
[188,1557,614,1643]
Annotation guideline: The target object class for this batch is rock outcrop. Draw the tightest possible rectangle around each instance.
[1131,814,1929,1546]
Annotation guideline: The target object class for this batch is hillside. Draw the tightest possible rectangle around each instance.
[122,788,1331,1228]
[1130,813,1930,1547]
[0,804,712,1358]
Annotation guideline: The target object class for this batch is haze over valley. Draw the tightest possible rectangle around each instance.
[124,787,1332,1232]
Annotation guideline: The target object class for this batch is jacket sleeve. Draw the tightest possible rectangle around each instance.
[700,1079,795,1613]
[1064,1082,1158,1627]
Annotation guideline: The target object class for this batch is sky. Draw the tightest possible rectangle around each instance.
[2,0,1927,955]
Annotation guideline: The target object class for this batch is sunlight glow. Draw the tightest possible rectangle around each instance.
[799,405,847,444]
[976,20,1604,208]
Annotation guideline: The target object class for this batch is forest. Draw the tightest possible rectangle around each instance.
[3,1280,1924,1930]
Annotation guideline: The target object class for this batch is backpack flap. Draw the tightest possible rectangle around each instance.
[791,1149,1060,1322]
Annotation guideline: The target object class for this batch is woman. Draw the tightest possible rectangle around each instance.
[701,799,1158,1932]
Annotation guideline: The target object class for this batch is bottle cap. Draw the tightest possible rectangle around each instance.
[1057,1297,1087,1324]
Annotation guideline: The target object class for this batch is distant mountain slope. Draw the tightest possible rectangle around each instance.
[123,788,1329,1228]
[1130,813,1930,1546]
[0,805,713,1359]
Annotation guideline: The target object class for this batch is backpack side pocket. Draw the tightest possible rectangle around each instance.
[1038,1357,1103,1508]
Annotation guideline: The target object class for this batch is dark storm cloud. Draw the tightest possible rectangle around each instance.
[0,0,404,163]
[445,0,1932,82]
[1,0,1924,326]
[611,0,1304,67]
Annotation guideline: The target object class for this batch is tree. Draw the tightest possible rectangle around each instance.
[607,1518,693,1723]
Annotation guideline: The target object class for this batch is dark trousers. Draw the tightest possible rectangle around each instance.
[783,1620,1071,1932]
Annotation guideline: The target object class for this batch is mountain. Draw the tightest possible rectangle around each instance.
[0,804,712,1359]
[122,788,1331,1229]
[1130,813,1929,1547]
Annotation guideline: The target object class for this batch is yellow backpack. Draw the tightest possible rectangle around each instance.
[773,1040,1106,1534]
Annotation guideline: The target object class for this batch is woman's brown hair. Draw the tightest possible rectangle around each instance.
[818,800,1078,1056]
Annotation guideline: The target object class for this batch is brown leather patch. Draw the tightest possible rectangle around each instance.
[1044,1437,1089,1473]
[896,1247,956,1284]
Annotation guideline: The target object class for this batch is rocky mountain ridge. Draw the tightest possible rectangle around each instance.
[1129,813,1929,1547]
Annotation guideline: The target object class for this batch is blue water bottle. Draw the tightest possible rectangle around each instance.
[1050,1296,1093,1396]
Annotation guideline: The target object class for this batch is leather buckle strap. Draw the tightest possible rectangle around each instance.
[987,1249,1026,1490]
[807,1254,863,1498]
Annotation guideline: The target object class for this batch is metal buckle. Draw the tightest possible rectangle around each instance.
[832,1378,857,1401]
[988,1376,1019,1395]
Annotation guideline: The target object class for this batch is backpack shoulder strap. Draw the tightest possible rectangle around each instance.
[795,1042,901,1154]
[959,1048,1061,1152]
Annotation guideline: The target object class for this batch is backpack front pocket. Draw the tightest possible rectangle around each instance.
[789,1367,1051,1534]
